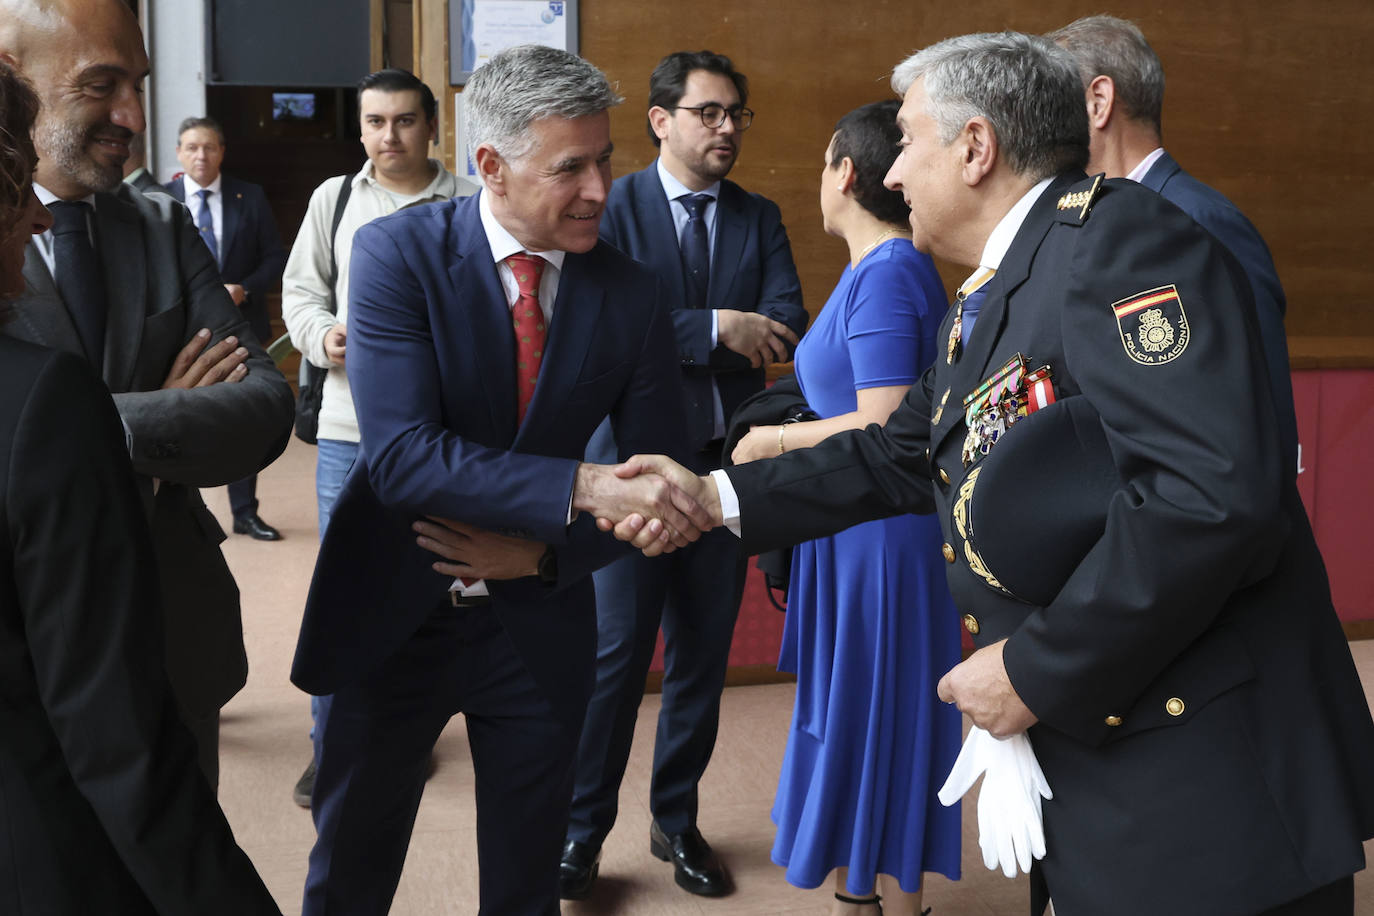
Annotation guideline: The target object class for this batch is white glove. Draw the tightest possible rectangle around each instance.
[938,726,1052,878]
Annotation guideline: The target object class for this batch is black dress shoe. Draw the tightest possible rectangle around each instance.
[292,760,316,808]
[649,820,731,897]
[232,513,282,540]
[558,839,600,900]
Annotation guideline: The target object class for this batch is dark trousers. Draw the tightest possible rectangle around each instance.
[567,445,747,844]
[1035,874,1353,915]
[182,707,220,792]
[227,475,258,519]
[227,292,271,522]
[1260,875,1354,915]
[302,604,577,916]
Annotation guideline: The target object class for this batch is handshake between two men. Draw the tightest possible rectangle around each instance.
[413,452,1038,741]
[412,456,719,585]
[579,456,720,555]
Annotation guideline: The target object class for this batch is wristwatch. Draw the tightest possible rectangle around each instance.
[537,545,558,585]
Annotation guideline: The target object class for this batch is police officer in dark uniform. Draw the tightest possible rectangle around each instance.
[601,31,1374,916]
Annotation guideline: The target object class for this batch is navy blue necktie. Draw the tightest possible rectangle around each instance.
[679,193,711,309]
[960,286,990,345]
[47,201,107,370]
[196,188,219,263]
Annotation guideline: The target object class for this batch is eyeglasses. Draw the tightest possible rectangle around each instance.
[674,104,754,131]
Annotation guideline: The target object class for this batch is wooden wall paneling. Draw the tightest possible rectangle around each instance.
[409,1,1371,337]
[412,0,455,170]
[384,0,415,72]
[370,0,385,72]
[567,0,1373,338]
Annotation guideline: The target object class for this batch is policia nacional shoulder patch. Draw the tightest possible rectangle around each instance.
[1112,285,1190,365]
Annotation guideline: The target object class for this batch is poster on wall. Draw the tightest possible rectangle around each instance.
[448,0,580,85]
[452,91,479,180]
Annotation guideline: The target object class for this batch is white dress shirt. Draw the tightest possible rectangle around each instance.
[1125,147,1167,184]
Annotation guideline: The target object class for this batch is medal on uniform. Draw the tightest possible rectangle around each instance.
[1025,366,1055,413]
[959,355,1056,465]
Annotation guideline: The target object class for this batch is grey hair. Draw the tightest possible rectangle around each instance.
[463,44,622,162]
[891,31,1089,181]
[1048,15,1164,135]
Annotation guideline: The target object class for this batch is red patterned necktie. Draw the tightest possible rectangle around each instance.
[506,252,547,424]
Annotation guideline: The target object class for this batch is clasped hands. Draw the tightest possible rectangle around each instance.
[411,456,723,579]
[574,457,723,556]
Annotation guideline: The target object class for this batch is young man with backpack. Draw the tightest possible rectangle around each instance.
[281,67,477,807]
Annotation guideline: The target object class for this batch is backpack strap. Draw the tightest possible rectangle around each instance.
[324,174,355,315]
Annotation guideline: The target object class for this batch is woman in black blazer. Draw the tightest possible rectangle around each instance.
[0,61,280,914]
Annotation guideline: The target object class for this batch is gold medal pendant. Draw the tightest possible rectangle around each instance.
[947,294,965,365]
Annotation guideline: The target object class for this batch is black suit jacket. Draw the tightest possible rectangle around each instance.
[166,174,287,344]
[1,184,295,716]
[0,338,279,915]
[125,169,161,194]
[598,162,806,450]
[724,174,1374,915]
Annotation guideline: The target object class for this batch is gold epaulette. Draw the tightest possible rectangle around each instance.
[1055,173,1105,223]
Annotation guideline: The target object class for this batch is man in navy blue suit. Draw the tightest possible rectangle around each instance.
[166,116,288,539]
[290,45,706,915]
[562,50,807,900]
[1050,15,1299,479]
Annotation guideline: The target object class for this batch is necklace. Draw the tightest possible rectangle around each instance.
[854,228,910,262]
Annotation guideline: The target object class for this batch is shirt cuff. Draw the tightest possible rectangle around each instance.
[710,310,719,348]
[709,468,741,538]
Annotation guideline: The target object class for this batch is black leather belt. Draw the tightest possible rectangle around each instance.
[449,592,492,608]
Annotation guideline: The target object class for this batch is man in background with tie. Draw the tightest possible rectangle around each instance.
[166,116,289,540]
[562,49,807,900]
[0,0,295,789]
[290,44,698,914]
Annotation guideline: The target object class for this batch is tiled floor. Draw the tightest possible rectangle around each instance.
[212,437,1374,914]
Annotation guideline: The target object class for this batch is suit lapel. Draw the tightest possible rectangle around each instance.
[93,190,147,390]
[515,252,604,449]
[448,207,518,442]
[219,178,241,266]
[8,243,81,350]
[640,167,687,310]
[709,182,745,309]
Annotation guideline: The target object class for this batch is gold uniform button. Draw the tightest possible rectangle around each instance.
[1104,715,1123,727]
[938,467,951,485]
[962,614,980,636]
[1165,697,1185,717]
[942,543,955,563]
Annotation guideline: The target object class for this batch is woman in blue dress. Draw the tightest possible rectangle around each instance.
[732,100,962,916]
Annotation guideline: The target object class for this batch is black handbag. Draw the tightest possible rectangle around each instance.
[293,174,355,445]
[723,376,819,609]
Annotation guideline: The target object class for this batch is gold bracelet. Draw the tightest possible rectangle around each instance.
[778,424,786,454]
